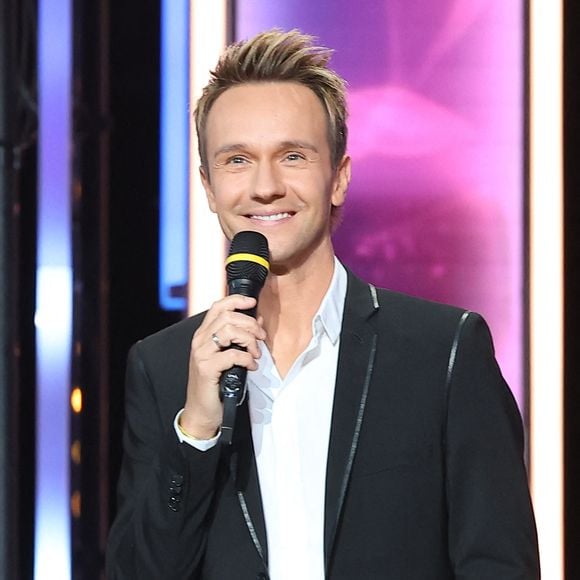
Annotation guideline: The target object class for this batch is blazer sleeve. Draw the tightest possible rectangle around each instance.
[106,341,222,580]
[445,312,541,578]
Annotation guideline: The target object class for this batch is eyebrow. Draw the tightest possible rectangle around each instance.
[213,140,319,158]
[278,140,319,153]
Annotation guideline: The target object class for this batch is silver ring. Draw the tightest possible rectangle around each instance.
[211,333,222,349]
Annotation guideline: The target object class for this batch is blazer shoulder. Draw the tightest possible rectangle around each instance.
[376,286,465,316]
[371,286,489,360]
[374,286,468,329]
[345,267,466,324]
[344,268,472,344]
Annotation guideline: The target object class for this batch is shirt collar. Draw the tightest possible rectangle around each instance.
[312,257,347,346]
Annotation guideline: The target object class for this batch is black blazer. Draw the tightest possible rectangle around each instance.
[106,271,540,579]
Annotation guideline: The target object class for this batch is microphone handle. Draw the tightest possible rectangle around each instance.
[228,278,262,306]
[219,363,247,445]
[219,278,263,444]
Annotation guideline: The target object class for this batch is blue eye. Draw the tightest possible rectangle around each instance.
[229,156,246,164]
[286,152,305,162]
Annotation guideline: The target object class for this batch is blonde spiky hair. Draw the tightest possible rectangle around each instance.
[194,29,348,171]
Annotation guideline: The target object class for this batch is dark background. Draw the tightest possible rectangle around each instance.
[0,0,578,577]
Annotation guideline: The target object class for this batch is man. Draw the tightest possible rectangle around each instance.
[107,29,540,579]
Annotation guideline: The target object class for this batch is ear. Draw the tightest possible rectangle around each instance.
[200,166,217,213]
[331,155,351,208]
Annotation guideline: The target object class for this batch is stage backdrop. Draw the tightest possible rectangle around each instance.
[236,0,526,411]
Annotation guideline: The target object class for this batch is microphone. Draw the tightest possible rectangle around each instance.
[219,231,270,445]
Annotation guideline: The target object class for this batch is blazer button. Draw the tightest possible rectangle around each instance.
[170,474,184,486]
[256,573,267,580]
[168,494,182,512]
[169,484,182,496]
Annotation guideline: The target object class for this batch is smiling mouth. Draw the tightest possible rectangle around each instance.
[248,212,293,221]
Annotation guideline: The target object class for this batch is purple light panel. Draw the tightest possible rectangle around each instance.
[159,0,189,311]
[237,1,525,409]
[35,0,73,576]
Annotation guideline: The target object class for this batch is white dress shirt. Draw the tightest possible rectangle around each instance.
[175,258,347,580]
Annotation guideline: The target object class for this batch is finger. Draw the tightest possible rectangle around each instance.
[197,348,259,382]
[218,348,260,373]
[197,297,260,342]
[207,310,267,340]
[202,295,257,326]
[208,324,263,357]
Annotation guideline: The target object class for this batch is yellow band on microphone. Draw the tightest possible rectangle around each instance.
[225,253,270,270]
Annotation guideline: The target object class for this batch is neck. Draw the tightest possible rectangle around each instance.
[258,251,336,343]
[256,251,336,379]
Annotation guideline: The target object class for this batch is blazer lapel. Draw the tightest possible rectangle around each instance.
[324,271,379,572]
[230,400,269,568]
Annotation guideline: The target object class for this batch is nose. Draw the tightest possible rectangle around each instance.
[250,160,284,202]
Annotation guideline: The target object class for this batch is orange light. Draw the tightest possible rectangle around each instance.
[71,490,81,519]
[71,440,81,465]
[70,387,82,413]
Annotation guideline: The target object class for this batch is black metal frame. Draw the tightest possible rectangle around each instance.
[0,0,38,578]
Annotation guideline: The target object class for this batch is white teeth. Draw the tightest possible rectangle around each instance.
[251,212,291,221]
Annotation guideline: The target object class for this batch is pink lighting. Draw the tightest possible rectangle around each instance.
[236,0,525,410]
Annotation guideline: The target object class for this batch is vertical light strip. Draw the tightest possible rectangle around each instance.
[159,0,189,310]
[529,0,564,577]
[35,0,73,577]
[188,0,228,315]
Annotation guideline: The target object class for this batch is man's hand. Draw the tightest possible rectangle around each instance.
[179,295,266,439]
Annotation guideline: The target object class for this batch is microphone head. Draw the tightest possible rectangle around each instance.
[225,231,270,286]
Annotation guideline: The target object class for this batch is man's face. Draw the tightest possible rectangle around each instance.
[200,81,350,270]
